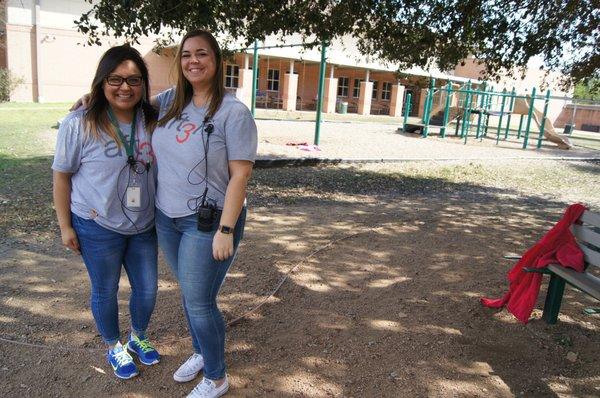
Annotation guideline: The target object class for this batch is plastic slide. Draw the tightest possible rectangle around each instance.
[512,98,573,149]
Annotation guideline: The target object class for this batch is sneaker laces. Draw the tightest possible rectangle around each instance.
[180,353,202,372]
[192,378,216,395]
[134,336,155,353]
[113,349,134,367]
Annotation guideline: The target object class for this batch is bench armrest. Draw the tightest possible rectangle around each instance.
[503,255,522,260]
[523,267,554,274]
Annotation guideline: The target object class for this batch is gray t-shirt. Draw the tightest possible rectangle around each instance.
[52,109,156,234]
[152,89,258,217]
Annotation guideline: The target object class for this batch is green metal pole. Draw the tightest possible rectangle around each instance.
[464,93,474,139]
[483,88,494,137]
[314,40,328,145]
[403,93,412,131]
[422,89,430,127]
[463,94,472,144]
[504,88,515,139]
[440,81,452,138]
[496,88,507,144]
[455,82,466,136]
[421,83,431,136]
[517,114,524,139]
[475,82,486,139]
[422,78,435,137]
[250,39,259,117]
[537,89,551,149]
[522,87,537,149]
[460,81,472,139]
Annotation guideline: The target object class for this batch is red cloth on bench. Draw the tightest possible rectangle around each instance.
[480,203,586,323]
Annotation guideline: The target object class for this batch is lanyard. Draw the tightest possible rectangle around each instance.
[107,107,137,163]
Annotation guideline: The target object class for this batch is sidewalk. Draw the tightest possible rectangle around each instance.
[255,117,600,162]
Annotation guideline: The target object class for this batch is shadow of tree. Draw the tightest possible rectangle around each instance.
[1,159,599,397]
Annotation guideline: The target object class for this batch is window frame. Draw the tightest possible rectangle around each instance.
[352,78,363,98]
[224,64,240,88]
[382,82,392,101]
[371,80,378,100]
[337,76,349,97]
[267,68,280,92]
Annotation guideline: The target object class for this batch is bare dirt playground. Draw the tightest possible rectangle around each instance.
[1,118,600,397]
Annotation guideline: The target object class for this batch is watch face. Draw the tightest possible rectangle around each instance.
[220,225,233,234]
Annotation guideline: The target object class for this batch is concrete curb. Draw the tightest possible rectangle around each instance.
[254,156,600,168]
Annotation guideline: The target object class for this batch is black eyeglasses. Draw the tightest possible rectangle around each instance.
[106,75,143,87]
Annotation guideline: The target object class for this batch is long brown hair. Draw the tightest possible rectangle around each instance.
[158,29,225,126]
[85,44,157,145]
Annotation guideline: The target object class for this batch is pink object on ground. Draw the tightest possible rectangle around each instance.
[298,144,321,152]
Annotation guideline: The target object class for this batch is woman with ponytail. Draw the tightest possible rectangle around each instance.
[152,30,257,398]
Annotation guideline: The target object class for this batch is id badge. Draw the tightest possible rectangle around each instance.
[126,186,141,208]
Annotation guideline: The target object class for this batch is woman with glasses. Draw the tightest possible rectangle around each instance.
[53,44,160,380]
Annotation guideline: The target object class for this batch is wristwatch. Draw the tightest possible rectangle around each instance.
[219,225,233,234]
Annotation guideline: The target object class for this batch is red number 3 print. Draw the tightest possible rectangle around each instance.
[176,123,197,144]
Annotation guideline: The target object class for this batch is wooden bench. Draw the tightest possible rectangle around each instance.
[524,210,600,324]
[370,103,390,115]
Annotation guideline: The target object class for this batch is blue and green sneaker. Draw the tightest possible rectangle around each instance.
[127,333,160,366]
[107,342,139,379]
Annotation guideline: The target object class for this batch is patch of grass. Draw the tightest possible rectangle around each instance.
[569,131,600,151]
[0,103,70,159]
[373,160,600,206]
[251,160,600,209]
[0,102,71,109]
[0,103,69,235]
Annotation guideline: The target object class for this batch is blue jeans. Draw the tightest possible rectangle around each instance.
[155,208,246,380]
[71,213,158,345]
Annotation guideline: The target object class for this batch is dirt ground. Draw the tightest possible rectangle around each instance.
[1,157,600,398]
[2,108,600,398]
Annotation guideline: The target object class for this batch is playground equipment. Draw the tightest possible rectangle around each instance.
[401,79,573,150]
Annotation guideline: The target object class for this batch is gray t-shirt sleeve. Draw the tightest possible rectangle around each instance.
[223,102,258,163]
[52,112,83,173]
[155,88,176,114]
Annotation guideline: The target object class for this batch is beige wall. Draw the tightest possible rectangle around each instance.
[453,57,569,94]
[5,23,173,102]
[452,56,575,125]
[5,0,173,102]
[5,24,36,101]
[453,58,486,82]
[554,104,600,130]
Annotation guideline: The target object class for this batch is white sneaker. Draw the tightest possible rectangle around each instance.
[173,353,204,382]
[186,376,229,398]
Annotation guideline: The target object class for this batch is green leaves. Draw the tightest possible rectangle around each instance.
[75,0,599,85]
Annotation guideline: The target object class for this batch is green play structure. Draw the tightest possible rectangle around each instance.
[402,79,573,150]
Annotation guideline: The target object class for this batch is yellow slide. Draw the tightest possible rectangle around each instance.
[512,98,572,149]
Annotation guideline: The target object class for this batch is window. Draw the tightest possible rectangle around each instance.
[225,64,239,88]
[352,78,363,98]
[371,81,378,99]
[337,77,349,97]
[382,82,392,100]
[267,69,279,91]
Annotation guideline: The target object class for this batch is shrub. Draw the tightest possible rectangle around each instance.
[0,68,23,102]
